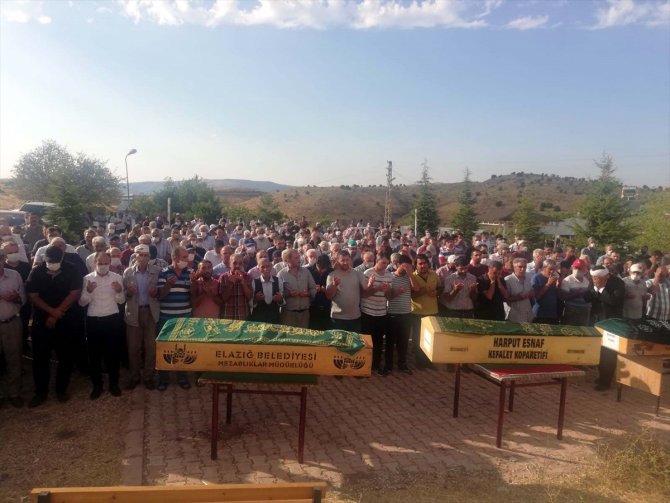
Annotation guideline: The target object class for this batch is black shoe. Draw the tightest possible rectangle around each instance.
[177,380,191,390]
[9,396,24,408]
[124,380,139,391]
[381,369,392,376]
[28,395,46,408]
[399,367,413,375]
[56,393,69,403]
[157,382,168,392]
[109,384,122,397]
[594,383,611,392]
[144,380,156,390]
[90,386,103,400]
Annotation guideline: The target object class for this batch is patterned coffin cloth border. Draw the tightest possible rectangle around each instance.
[594,318,670,344]
[436,317,600,338]
[157,318,367,356]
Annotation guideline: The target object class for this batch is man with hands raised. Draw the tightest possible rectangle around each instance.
[80,251,126,400]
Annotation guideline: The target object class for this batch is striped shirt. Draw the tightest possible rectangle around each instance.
[361,268,394,317]
[157,266,192,320]
[646,278,670,321]
[388,273,412,315]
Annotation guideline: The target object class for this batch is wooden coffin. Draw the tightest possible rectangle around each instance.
[155,318,372,377]
[420,317,601,365]
[595,318,670,357]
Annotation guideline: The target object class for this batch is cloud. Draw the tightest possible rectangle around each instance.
[117,0,496,29]
[506,14,549,30]
[0,0,51,23]
[592,0,670,29]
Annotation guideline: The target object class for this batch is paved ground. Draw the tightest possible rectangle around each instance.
[122,366,670,488]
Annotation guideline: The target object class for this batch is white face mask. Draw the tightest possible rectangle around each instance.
[96,264,110,275]
[6,253,19,262]
[46,262,61,272]
[177,260,189,269]
[110,258,121,267]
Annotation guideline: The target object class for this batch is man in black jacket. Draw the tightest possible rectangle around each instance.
[589,266,625,391]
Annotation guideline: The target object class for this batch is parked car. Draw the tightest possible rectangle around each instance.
[18,201,56,217]
[0,210,28,227]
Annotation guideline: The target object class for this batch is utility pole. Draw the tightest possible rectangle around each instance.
[384,161,395,228]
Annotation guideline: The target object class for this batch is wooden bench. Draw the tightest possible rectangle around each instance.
[452,363,585,448]
[31,482,327,502]
[198,372,319,463]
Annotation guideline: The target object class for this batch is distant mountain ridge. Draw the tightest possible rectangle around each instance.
[129,178,293,195]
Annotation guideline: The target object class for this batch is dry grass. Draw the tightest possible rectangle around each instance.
[0,369,132,502]
[328,432,670,503]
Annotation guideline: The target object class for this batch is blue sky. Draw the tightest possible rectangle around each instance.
[1,0,669,188]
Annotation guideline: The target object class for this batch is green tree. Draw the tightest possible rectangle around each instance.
[12,140,122,209]
[572,153,635,248]
[414,159,439,234]
[513,196,543,248]
[256,194,284,224]
[630,191,670,252]
[11,140,122,239]
[152,176,221,222]
[451,167,478,238]
[221,202,254,224]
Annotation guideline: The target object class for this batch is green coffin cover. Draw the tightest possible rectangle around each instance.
[157,318,366,356]
[595,318,670,344]
[436,317,600,338]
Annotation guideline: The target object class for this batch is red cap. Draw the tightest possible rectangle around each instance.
[572,259,587,270]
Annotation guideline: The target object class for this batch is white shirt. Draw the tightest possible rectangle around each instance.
[203,250,222,268]
[33,243,76,265]
[79,271,126,317]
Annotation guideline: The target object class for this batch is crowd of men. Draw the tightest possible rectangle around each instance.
[0,213,668,409]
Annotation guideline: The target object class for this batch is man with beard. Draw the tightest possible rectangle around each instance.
[439,256,477,319]
[476,261,508,321]
[325,250,367,333]
[409,254,439,369]
[191,260,222,319]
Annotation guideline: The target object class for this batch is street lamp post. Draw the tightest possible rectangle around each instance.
[125,148,137,208]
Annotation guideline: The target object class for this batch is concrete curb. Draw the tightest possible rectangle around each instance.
[121,388,146,486]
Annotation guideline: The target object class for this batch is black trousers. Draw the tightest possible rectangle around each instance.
[597,346,617,387]
[31,320,76,398]
[309,305,332,331]
[361,313,388,370]
[387,312,411,370]
[87,313,123,388]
